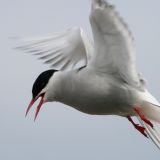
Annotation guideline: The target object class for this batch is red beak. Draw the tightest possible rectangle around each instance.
[26,93,45,121]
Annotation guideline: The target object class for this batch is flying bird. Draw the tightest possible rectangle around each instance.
[16,0,160,149]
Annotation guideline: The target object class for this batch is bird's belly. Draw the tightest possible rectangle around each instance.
[58,72,141,116]
[67,97,134,116]
[60,85,137,116]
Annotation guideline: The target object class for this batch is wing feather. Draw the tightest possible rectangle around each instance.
[16,27,93,70]
[90,0,141,89]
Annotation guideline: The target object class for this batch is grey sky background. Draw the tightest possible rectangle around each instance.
[1,0,160,159]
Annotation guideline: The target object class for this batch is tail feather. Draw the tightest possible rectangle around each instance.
[141,101,160,123]
[137,91,160,149]
[138,117,160,149]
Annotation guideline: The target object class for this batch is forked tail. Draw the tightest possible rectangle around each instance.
[137,91,160,149]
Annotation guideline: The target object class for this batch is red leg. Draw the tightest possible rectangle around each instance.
[127,116,148,138]
[134,107,153,128]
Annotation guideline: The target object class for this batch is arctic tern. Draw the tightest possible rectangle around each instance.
[16,0,160,149]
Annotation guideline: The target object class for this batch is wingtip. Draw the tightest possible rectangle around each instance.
[91,0,109,6]
[91,0,115,12]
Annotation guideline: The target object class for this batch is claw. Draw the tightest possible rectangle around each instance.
[127,116,148,138]
[134,124,148,138]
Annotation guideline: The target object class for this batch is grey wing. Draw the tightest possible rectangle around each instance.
[89,0,142,89]
[16,27,93,70]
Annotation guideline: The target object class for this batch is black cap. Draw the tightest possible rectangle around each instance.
[32,69,57,98]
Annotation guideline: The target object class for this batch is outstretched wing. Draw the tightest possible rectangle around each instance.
[16,27,93,70]
[90,0,141,89]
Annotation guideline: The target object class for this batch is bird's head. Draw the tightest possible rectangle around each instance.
[26,69,57,120]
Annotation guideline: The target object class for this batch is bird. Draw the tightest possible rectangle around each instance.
[16,0,160,149]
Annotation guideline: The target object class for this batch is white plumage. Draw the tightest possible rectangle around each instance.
[16,0,160,149]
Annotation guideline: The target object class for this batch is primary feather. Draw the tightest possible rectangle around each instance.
[16,27,93,70]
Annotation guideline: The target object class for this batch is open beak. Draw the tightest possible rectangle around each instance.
[26,93,45,121]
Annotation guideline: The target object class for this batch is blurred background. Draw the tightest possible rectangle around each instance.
[1,0,160,159]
